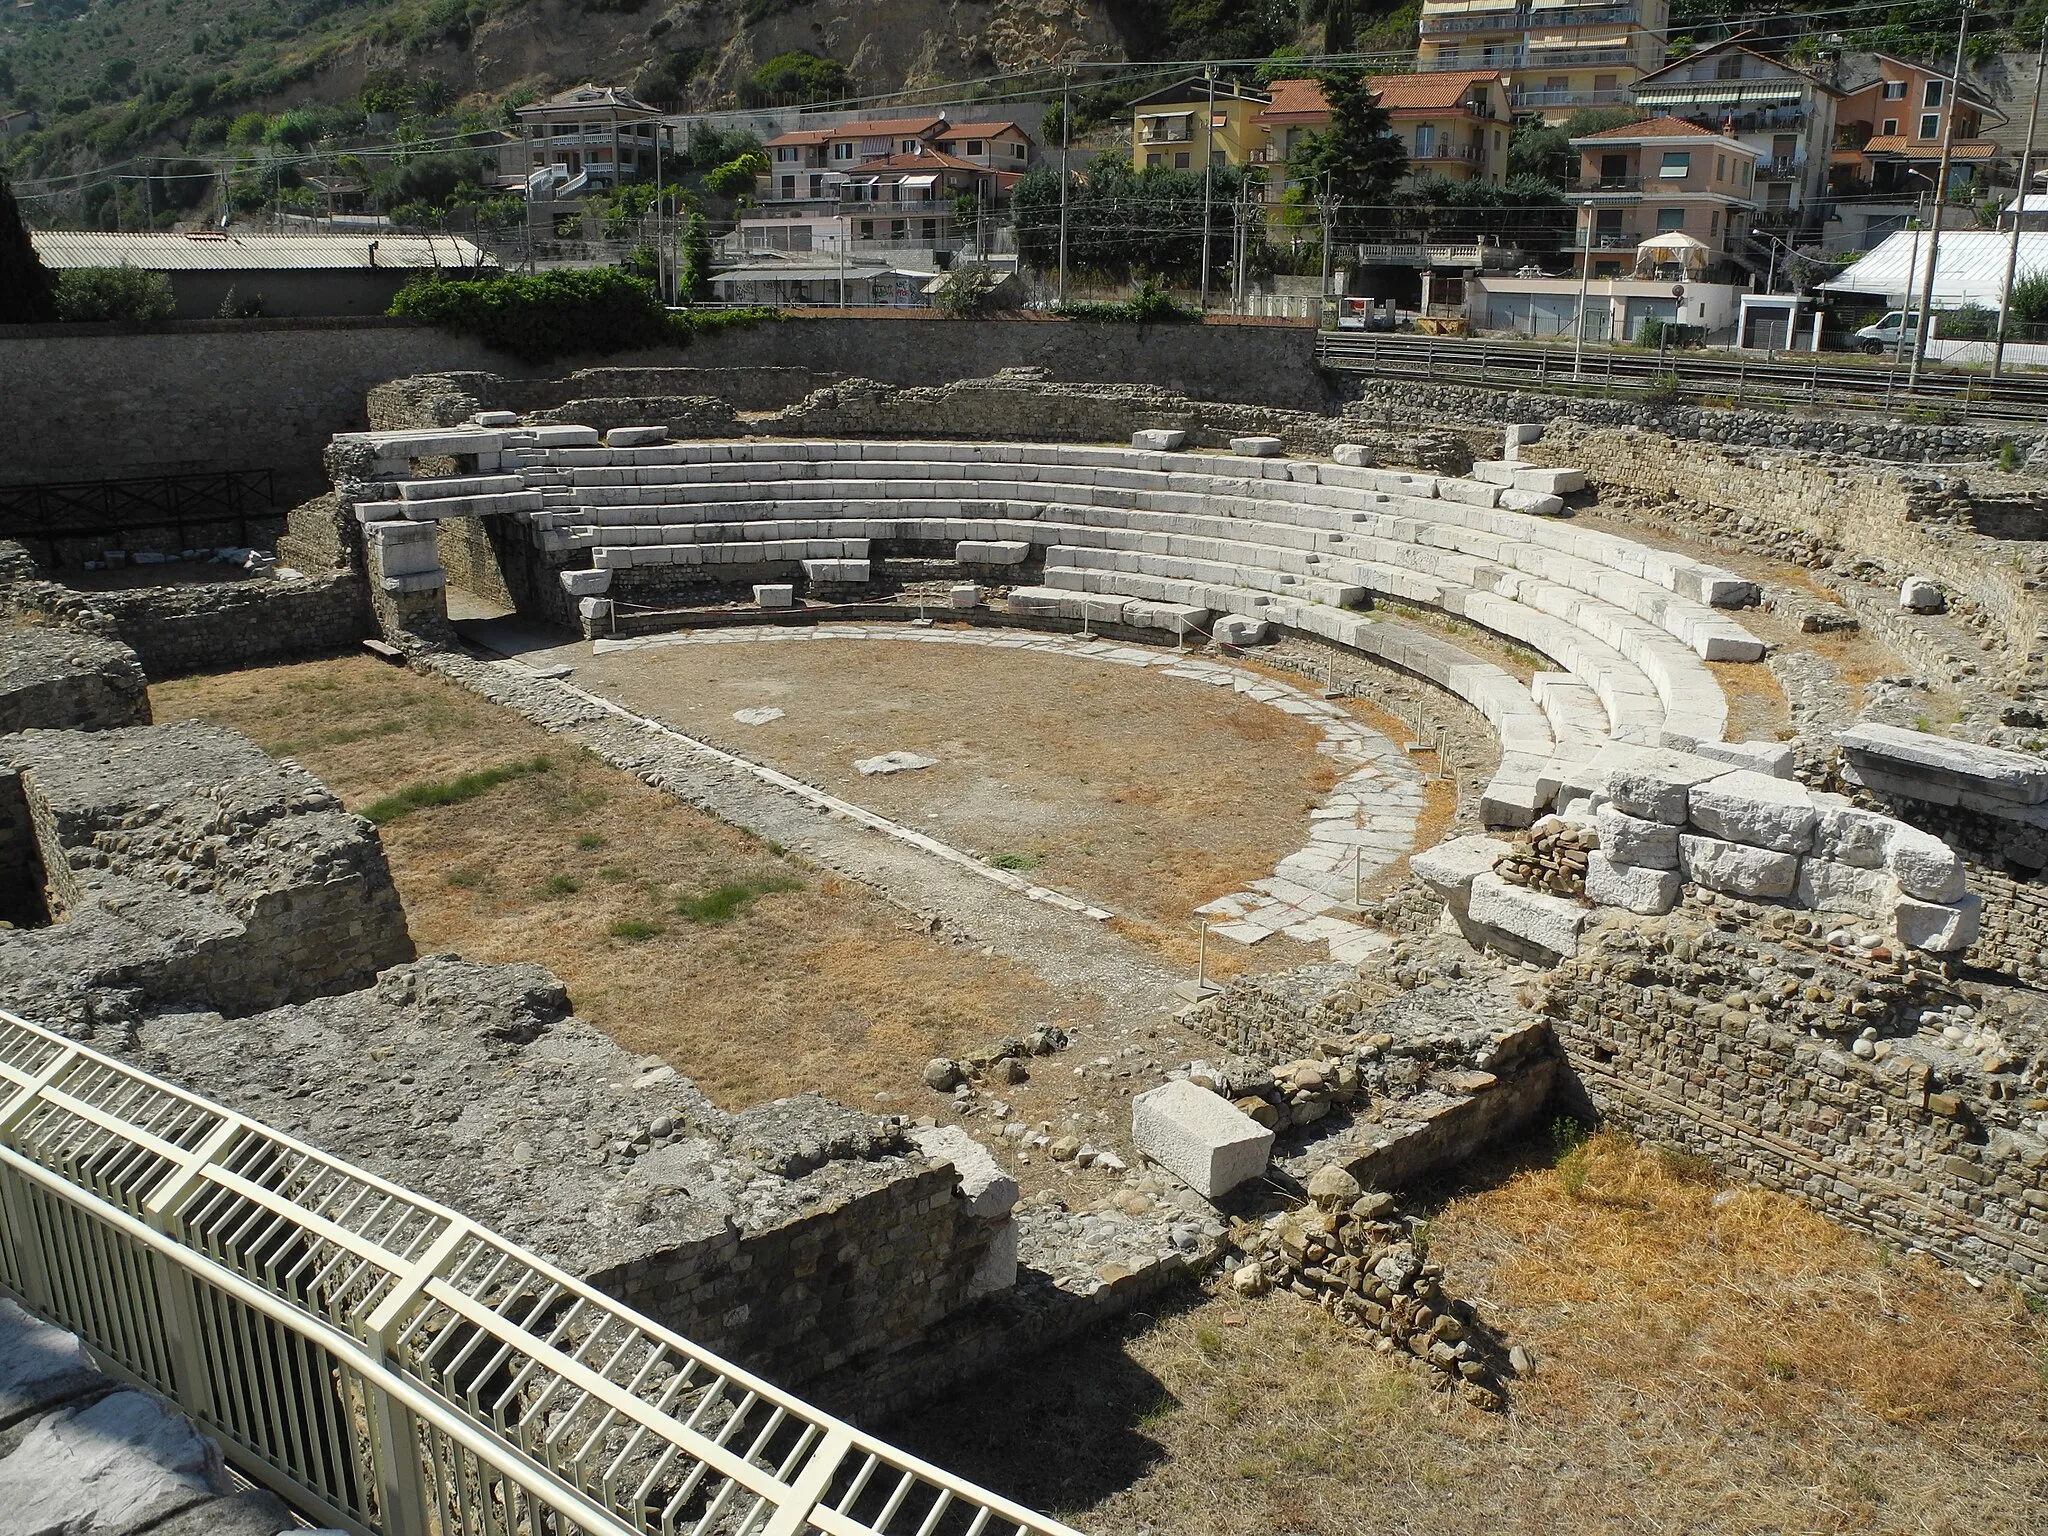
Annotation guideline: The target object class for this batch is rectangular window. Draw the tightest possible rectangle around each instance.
[1883,79,1907,100]
[1174,151,1190,169]
[1210,149,1225,168]
[922,218,937,240]
[966,140,983,155]
[809,175,823,197]
[901,139,919,153]
[1925,79,1944,106]
[780,175,795,198]
[858,219,874,238]
[1011,142,1026,158]
[832,142,852,160]
[1716,54,1743,79]
[1146,152,1163,168]
[1716,153,1726,179]
[1659,151,1691,178]
[890,219,906,240]
[1919,113,1940,140]
[1882,118,1899,136]
[1415,124,1436,157]
[1657,207,1685,231]
[777,146,796,161]
[1594,73,1618,92]
[1710,210,1720,234]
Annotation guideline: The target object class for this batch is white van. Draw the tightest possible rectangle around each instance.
[1852,311,1922,353]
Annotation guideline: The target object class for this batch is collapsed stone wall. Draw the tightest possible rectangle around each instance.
[1538,905,2048,1293]
[1343,378,2040,465]
[0,628,150,734]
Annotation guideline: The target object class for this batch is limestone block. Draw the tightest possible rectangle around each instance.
[948,583,981,609]
[1006,586,1066,617]
[753,583,795,609]
[1437,479,1503,509]
[379,570,444,594]
[910,1125,1019,1220]
[1693,739,1795,778]
[1480,755,1548,829]
[606,426,669,447]
[1131,429,1187,451]
[1585,853,1681,915]
[1796,858,1890,916]
[1595,804,1679,869]
[1332,443,1376,467]
[1678,833,1797,899]
[470,410,518,426]
[1229,436,1284,458]
[1899,575,1945,612]
[1471,460,1517,487]
[1894,891,1981,952]
[1686,769,1818,853]
[1125,600,1210,635]
[1467,871,1591,958]
[956,540,1032,565]
[1811,793,1892,868]
[1512,466,1585,495]
[1885,824,1966,903]
[396,473,523,502]
[1411,835,1511,905]
[1498,489,1567,516]
[971,1218,1020,1296]
[578,597,611,623]
[1132,1079,1273,1199]
[1672,568,1760,608]
[559,569,612,597]
[1504,424,1543,453]
[1212,615,1268,645]
[802,558,870,583]
[1838,723,2048,806]
[1589,742,1728,825]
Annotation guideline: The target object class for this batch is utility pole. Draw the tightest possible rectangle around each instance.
[1318,176,1336,317]
[1573,199,1593,379]
[1994,18,2046,379]
[1910,0,1971,388]
[1199,68,1217,312]
[1896,192,1925,375]
[1057,69,1071,306]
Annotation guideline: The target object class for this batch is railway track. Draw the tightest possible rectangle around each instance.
[1315,332,2048,424]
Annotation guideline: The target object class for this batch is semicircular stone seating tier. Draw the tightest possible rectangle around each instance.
[346,431,1765,830]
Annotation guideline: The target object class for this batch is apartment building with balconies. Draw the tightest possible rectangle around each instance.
[498,85,667,200]
[1828,53,2007,248]
[1417,0,1669,120]
[1128,78,1271,170]
[1629,40,1839,236]
[1254,73,1513,192]
[1569,116,1759,276]
[739,114,1032,261]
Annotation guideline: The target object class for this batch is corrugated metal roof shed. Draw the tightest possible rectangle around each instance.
[29,231,496,272]
[1819,229,2048,306]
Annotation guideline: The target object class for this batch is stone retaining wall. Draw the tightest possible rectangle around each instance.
[88,573,374,678]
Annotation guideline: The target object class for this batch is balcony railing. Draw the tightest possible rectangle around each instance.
[1577,175,1643,191]
[844,198,957,215]
[1756,156,1804,180]
[1512,87,1634,107]
[1577,229,1641,249]
[1416,143,1483,163]
[1420,52,1525,70]
[1420,9,1527,34]
[1526,45,1639,66]
[1138,125,1194,144]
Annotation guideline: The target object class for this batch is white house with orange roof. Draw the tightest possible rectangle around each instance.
[1569,115,1760,278]
[1255,73,1514,197]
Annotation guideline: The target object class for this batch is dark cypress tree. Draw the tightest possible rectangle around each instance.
[0,172,55,323]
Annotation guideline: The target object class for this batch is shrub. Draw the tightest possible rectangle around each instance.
[1939,303,1998,340]
[390,267,774,362]
[702,150,766,200]
[1054,281,1196,324]
[738,51,850,108]
[932,263,1013,318]
[51,265,175,325]
[2009,270,2048,328]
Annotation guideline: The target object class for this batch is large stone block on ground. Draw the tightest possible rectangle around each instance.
[1885,823,1966,903]
[1894,891,1980,952]
[910,1125,1019,1220]
[1693,739,1795,779]
[1133,1079,1274,1199]
[1212,615,1268,645]
[1796,858,1890,915]
[1686,769,1818,854]
[956,540,1032,566]
[1678,833,1797,899]
[753,583,795,609]
[1229,436,1284,458]
[1838,722,2048,807]
[0,628,150,734]
[1511,466,1585,495]
[1593,804,1676,870]
[560,568,613,598]
[1130,429,1186,451]
[1587,742,1729,825]
[1332,443,1376,467]
[1412,835,1511,905]
[1585,853,1680,915]
[1467,871,1592,959]
[1811,793,1893,868]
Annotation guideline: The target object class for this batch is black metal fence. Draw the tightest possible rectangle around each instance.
[0,470,285,567]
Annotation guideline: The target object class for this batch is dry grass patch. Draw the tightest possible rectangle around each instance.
[891,1131,2048,1535]
[153,656,1079,1110]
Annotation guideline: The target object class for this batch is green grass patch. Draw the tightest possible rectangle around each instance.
[989,852,1042,871]
[599,865,630,882]
[363,756,552,824]
[539,873,580,898]
[608,917,665,941]
[576,832,607,850]
[674,871,803,925]
[444,866,485,889]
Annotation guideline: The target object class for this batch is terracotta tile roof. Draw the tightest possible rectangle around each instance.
[1573,115,1720,141]
[934,122,1028,139]
[1259,72,1505,125]
[1859,135,2001,161]
[763,116,945,148]
[856,150,986,173]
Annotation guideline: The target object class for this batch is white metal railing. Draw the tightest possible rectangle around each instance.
[0,1010,1082,1536]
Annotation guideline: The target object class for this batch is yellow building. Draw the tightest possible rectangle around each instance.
[1128,78,1271,171]
[1417,0,1670,121]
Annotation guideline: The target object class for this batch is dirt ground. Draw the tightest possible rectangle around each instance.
[562,635,1349,933]
[154,656,1082,1113]
[890,1132,2048,1536]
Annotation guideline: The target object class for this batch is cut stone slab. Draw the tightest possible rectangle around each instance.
[1594,804,1679,870]
[1838,723,2048,807]
[733,707,784,726]
[1497,489,1567,516]
[1511,466,1585,495]
[802,558,870,584]
[753,583,795,609]
[606,425,669,447]
[1796,858,1890,916]
[1229,436,1284,458]
[855,750,938,776]
[1411,835,1511,905]
[1686,769,1818,854]
[948,583,981,609]
[1678,833,1798,899]
[578,596,611,623]
[1885,824,1967,903]
[560,568,613,598]
[956,540,1032,565]
[1212,615,1268,645]
[1585,853,1680,915]
[471,410,519,426]
[1811,793,1892,868]
[1588,742,1730,825]
[910,1125,1019,1220]
[1132,1079,1274,1199]
[1130,429,1187,451]
[1895,891,1981,952]
[1467,871,1592,959]
[1692,739,1795,779]
[1332,443,1376,468]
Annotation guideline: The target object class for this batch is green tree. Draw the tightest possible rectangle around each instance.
[51,265,175,324]
[0,173,56,323]
[679,212,714,302]
[703,150,767,200]
[1508,119,1573,185]
[739,52,851,108]
[2008,270,2048,328]
[1284,71,1408,240]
